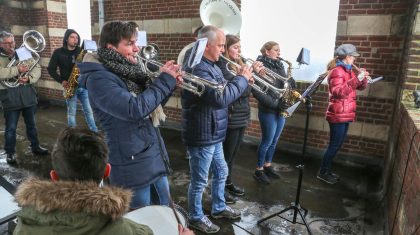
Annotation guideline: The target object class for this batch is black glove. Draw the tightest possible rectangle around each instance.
[278,97,289,111]
[288,77,296,89]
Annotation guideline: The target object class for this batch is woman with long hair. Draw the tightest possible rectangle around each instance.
[252,41,290,185]
[318,44,368,185]
[217,34,263,201]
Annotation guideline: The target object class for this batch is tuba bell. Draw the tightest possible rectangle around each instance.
[200,0,242,35]
[2,30,46,88]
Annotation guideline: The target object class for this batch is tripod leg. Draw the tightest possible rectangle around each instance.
[297,207,313,235]
[257,205,295,224]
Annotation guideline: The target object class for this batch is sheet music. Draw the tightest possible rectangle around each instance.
[369,76,383,84]
[15,47,32,61]
[136,31,147,47]
[188,38,208,68]
[83,40,97,51]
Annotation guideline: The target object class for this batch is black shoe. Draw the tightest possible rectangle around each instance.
[328,171,340,180]
[253,170,270,184]
[263,166,280,179]
[211,206,241,220]
[189,216,220,234]
[6,153,17,164]
[224,192,237,204]
[32,146,49,155]
[226,183,245,196]
[317,172,338,185]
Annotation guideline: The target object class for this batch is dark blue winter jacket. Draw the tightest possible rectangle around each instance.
[78,53,176,190]
[181,57,248,146]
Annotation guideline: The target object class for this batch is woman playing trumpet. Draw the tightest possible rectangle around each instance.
[252,41,293,184]
[317,44,368,185]
[216,35,264,202]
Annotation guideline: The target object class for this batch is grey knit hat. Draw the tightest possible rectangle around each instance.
[334,44,360,57]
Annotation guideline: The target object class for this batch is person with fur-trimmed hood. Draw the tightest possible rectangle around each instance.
[13,128,153,235]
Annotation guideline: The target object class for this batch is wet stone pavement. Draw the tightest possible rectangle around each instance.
[0,104,385,235]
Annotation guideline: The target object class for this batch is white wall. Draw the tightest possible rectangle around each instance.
[66,0,92,42]
[241,0,339,81]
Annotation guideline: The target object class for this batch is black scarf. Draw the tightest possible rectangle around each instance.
[97,48,149,94]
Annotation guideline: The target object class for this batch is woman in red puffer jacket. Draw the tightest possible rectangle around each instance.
[317,44,368,185]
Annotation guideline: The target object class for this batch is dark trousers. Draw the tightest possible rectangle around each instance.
[4,105,39,154]
[223,127,246,185]
[320,122,349,174]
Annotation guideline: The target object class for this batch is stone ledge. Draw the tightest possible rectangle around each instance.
[92,18,202,36]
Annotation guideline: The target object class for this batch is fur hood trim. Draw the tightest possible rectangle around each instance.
[14,178,132,220]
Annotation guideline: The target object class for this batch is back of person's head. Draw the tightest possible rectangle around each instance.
[99,21,139,48]
[197,25,222,43]
[0,31,13,43]
[52,128,108,183]
[260,41,278,56]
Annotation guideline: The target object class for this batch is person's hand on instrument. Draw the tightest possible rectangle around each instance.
[160,60,181,80]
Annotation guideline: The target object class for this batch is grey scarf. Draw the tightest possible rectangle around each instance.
[97,48,166,126]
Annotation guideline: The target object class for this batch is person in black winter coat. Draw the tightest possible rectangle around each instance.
[47,29,97,132]
[252,41,289,185]
[216,35,264,201]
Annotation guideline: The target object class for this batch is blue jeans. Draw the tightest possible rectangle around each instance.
[257,111,286,168]
[320,122,349,174]
[187,142,228,221]
[130,176,170,209]
[66,87,97,132]
[4,105,39,154]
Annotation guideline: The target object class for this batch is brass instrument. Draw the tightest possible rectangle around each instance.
[2,30,45,88]
[138,44,225,96]
[353,64,373,83]
[277,57,304,117]
[64,49,86,99]
[220,55,286,97]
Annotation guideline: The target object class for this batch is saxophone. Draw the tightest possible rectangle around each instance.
[279,58,303,117]
[64,49,86,99]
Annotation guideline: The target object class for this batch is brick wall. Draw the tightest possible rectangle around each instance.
[387,103,420,235]
[385,0,420,234]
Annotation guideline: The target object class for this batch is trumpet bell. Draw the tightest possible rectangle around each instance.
[200,0,242,35]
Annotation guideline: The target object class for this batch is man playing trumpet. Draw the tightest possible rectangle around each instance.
[181,25,253,234]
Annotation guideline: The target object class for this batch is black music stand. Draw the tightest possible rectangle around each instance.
[258,72,329,235]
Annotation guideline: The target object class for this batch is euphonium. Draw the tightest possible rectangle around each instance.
[64,49,86,99]
[138,44,224,96]
[219,55,286,98]
[2,30,46,88]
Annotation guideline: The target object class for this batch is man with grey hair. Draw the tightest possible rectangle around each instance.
[181,25,253,233]
[0,30,48,164]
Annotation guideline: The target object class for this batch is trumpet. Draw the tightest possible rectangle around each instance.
[138,44,225,96]
[239,55,289,84]
[353,64,373,83]
[219,55,286,98]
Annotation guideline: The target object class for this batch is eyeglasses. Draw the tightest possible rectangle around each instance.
[0,41,15,46]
